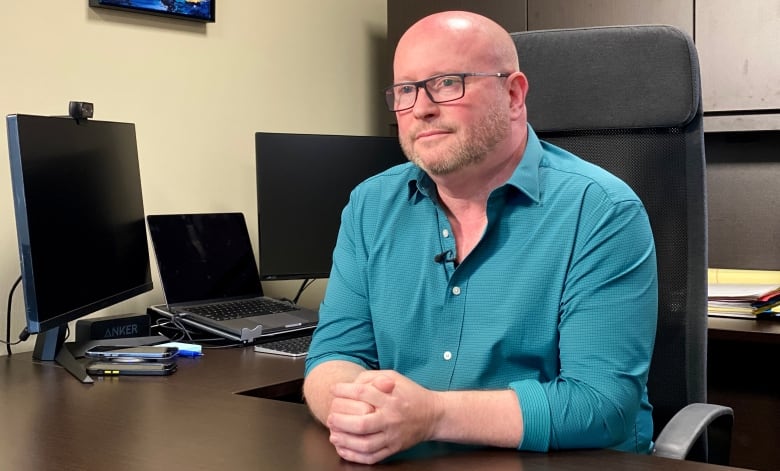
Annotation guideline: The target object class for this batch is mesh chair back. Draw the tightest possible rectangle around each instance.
[511,25,708,456]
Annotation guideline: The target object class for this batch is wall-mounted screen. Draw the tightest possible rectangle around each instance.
[89,0,215,23]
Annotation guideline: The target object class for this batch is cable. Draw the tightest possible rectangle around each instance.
[151,316,239,349]
[4,276,23,355]
[153,315,193,342]
[292,278,316,304]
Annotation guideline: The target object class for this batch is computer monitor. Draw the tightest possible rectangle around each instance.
[255,132,408,281]
[6,114,153,381]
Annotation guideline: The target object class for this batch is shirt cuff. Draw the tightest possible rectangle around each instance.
[304,353,370,377]
[509,379,551,452]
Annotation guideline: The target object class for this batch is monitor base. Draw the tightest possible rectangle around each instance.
[33,327,93,384]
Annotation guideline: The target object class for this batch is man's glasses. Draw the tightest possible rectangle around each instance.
[384,72,511,112]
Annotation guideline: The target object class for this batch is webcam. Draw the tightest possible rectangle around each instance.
[68,101,94,120]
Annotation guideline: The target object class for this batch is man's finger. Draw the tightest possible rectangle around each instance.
[330,397,374,415]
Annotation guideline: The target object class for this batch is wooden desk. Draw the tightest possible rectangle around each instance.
[707,317,780,470]
[0,346,748,471]
[708,316,780,344]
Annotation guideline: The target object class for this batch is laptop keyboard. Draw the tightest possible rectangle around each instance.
[185,298,296,321]
[254,335,312,357]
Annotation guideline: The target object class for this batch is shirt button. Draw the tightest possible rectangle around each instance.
[443,351,452,360]
[452,286,461,296]
[442,229,450,238]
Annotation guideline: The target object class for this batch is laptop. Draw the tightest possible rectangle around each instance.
[146,212,318,343]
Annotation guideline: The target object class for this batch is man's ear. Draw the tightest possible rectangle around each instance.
[507,72,529,119]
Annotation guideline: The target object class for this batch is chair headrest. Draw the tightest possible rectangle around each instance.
[511,25,701,132]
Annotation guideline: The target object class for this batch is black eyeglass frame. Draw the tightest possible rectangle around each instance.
[384,72,512,112]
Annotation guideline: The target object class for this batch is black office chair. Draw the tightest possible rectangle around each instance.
[511,25,733,464]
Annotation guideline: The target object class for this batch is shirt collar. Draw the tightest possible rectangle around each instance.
[506,124,542,204]
[405,124,543,204]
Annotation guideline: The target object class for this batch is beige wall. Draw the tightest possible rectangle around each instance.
[0,1,388,354]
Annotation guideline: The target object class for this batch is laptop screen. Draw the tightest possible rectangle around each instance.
[147,213,264,304]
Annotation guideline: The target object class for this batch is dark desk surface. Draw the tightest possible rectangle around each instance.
[708,316,780,343]
[0,346,748,471]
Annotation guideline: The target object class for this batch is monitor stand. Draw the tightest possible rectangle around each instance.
[33,326,93,384]
[32,326,170,384]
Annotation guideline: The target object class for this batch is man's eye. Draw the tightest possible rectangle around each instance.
[431,77,459,90]
[398,85,416,95]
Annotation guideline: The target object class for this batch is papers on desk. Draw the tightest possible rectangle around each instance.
[708,283,780,319]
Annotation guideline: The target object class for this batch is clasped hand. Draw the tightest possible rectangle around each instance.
[326,370,441,464]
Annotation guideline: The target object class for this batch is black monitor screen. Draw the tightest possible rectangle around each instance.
[255,132,408,280]
[6,115,153,336]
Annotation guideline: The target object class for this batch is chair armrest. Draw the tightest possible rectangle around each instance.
[653,403,734,463]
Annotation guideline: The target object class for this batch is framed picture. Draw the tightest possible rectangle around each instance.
[89,0,215,23]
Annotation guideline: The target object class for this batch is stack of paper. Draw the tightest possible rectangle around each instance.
[707,284,780,319]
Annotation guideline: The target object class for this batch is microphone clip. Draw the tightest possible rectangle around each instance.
[433,249,454,264]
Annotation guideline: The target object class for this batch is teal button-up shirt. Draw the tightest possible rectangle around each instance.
[305,125,657,454]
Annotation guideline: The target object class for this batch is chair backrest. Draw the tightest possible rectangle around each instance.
[512,25,708,455]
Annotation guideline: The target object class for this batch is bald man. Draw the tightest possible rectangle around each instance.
[303,11,657,464]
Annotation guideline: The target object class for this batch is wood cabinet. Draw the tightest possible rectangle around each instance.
[696,0,780,131]
[526,0,779,130]
[526,0,693,35]
[696,0,780,113]
[708,318,780,471]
